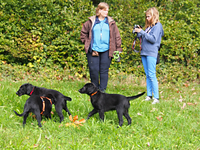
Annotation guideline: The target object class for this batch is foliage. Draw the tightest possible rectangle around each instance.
[0,0,199,81]
[0,0,94,76]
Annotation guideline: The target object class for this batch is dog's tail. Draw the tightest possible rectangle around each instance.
[14,110,25,117]
[64,96,72,101]
[127,92,145,101]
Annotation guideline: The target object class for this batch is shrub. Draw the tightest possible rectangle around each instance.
[0,0,199,82]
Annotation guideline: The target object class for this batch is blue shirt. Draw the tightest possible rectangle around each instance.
[137,22,164,58]
[92,18,110,52]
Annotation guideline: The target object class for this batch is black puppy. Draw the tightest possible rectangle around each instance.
[78,83,145,127]
[14,95,53,127]
[16,83,72,122]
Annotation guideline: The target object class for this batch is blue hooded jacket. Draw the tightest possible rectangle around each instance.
[137,22,164,58]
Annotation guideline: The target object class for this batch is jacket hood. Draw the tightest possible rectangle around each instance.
[88,16,115,27]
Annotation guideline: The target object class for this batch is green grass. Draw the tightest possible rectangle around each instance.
[0,78,199,149]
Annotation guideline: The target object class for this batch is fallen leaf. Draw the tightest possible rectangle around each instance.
[74,120,80,124]
[147,142,150,147]
[45,135,50,140]
[65,123,72,127]
[59,124,63,128]
[51,111,54,114]
[181,103,186,109]
[69,115,73,122]
[73,115,78,122]
[156,116,163,121]
[179,99,183,102]
[34,144,39,148]
[137,113,142,116]
[187,103,195,105]
[79,118,86,123]
[66,115,86,128]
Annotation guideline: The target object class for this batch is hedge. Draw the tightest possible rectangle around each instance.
[0,0,199,82]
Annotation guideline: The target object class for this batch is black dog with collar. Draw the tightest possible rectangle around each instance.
[78,83,145,127]
[14,95,53,127]
[16,83,72,123]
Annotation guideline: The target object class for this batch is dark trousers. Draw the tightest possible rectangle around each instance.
[87,50,111,91]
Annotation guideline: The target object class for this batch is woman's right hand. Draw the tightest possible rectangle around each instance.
[134,28,142,33]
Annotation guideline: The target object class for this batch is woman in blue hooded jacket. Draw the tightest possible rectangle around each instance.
[135,7,164,104]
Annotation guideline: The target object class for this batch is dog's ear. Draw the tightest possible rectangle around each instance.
[90,82,97,87]
[26,83,34,94]
[87,82,98,93]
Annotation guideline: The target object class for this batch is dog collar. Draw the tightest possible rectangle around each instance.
[91,91,98,97]
[29,87,34,95]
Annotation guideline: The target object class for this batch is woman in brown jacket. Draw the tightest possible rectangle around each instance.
[80,2,122,92]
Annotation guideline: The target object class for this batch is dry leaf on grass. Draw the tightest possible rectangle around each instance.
[73,115,78,122]
[79,118,86,123]
[187,102,195,105]
[156,116,163,121]
[65,115,86,128]
[59,124,63,128]
[181,103,186,109]
[33,144,39,148]
[181,102,197,109]
[45,135,50,140]
[69,115,73,122]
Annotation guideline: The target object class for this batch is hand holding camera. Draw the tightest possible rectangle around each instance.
[132,25,142,34]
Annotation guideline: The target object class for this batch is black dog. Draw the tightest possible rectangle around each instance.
[14,95,53,127]
[78,83,145,126]
[16,83,72,122]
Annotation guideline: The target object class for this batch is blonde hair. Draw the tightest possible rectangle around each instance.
[96,2,109,17]
[145,7,160,28]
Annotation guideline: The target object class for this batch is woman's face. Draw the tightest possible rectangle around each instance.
[99,7,109,18]
[146,13,152,22]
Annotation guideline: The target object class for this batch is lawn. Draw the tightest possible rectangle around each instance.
[0,77,199,149]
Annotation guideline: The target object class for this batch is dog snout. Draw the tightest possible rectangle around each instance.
[78,87,84,93]
[16,90,21,96]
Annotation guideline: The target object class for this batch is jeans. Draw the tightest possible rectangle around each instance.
[141,56,159,99]
[87,50,111,91]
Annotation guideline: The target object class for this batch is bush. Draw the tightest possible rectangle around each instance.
[0,0,199,82]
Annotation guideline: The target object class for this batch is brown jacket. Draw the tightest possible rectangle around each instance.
[80,16,122,57]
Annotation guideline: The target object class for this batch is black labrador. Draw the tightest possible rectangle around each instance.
[14,95,53,127]
[16,83,72,122]
[78,83,145,127]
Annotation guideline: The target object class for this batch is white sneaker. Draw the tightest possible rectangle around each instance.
[152,98,159,104]
[145,96,152,101]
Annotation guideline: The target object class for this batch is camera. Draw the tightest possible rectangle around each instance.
[132,25,142,34]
